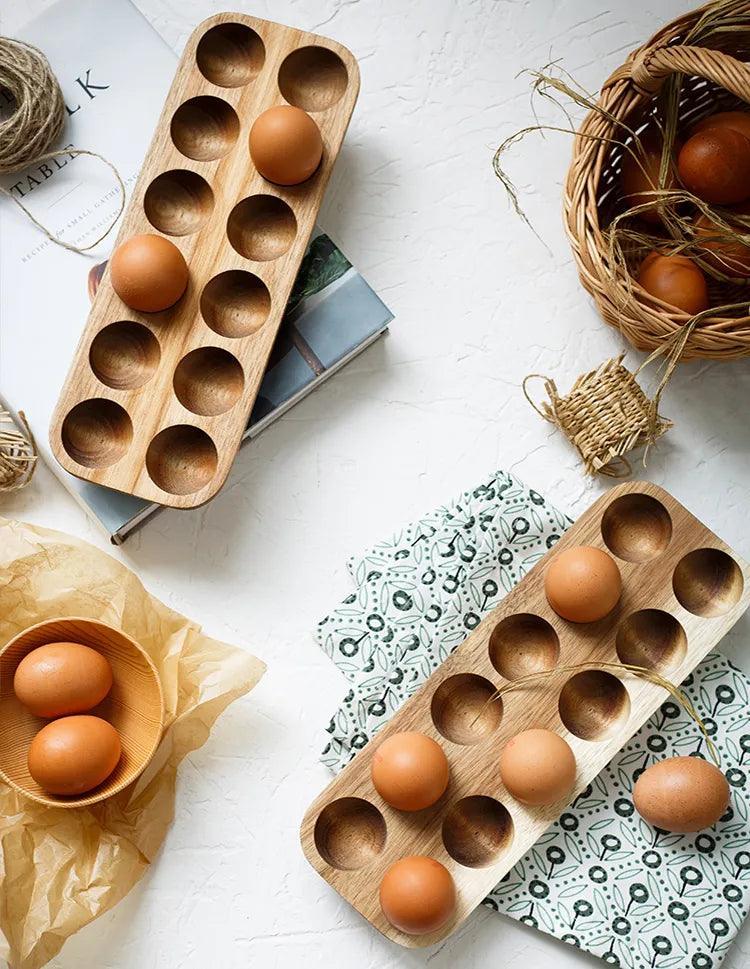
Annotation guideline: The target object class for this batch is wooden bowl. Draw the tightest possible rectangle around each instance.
[0,617,164,808]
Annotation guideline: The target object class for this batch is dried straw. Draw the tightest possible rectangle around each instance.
[0,36,124,252]
[566,0,750,360]
[480,660,721,767]
[0,409,37,493]
[494,1,750,360]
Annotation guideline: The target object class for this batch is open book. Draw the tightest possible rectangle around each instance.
[0,0,392,542]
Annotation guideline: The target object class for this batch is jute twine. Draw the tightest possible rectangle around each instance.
[479,660,721,767]
[0,36,124,252]
[0,410,37,493]
[523,355,672,477]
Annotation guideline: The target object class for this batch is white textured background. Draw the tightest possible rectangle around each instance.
[2,1,750,967]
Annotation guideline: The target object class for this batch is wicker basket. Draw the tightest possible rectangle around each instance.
[564,0,750,360]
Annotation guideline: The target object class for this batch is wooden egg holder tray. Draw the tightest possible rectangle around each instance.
[300,482,750,947]
[50,13,359,508]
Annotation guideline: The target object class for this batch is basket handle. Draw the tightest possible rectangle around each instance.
[629,44,750,100]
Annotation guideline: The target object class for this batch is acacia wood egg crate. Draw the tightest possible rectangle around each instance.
[50,13,359,507]
[300,482,750,947]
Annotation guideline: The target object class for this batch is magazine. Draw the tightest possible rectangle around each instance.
[0,0,392,543]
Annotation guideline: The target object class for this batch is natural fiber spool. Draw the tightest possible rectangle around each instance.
[0,36,124,251]
[0,409,36,493]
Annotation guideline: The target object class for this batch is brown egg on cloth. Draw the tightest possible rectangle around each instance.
[249,105,323,186]
[371,731,449,811]
[678,127,750,205]
[637,251,709,315]
[695,201,750,279]
[500,728,576,806]
[545,546,622,623]
[620,131,679,224]
[690,109,750,142]
[380,856,456,935]
[28,715,122,795]
[634,756,730,832]
[110,233,189,312]
[14,641,113,718]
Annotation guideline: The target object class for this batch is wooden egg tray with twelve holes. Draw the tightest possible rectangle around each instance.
[300,481,750,947]
[50,13,359,507]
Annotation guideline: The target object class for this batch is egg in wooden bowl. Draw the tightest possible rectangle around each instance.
[0,617,164,808]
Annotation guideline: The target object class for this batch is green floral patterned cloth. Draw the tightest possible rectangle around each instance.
[316,470,750,968]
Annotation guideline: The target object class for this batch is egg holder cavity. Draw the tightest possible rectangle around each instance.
[300,481,750,947]
[49,14,359,508]
[0,618,165,808]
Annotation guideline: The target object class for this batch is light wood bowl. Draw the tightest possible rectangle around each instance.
[0,617,164,808]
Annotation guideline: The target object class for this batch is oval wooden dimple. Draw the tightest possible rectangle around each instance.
[300,481,750,948]
[0,617,164,809]
[49,13,360,508]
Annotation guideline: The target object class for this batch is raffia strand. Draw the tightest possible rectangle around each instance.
[477,660,721,767]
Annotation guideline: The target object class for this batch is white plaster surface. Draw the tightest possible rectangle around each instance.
[1,0,750,967]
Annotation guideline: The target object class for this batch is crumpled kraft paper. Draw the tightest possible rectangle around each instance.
[0,517,265,969]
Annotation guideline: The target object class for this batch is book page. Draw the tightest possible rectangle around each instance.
[0,0,176,530]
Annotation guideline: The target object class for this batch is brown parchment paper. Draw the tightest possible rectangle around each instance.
[0,517,265,969]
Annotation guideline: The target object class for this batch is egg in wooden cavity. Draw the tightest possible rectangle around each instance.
[371,731,449,811]
[249,105,323,186]
[544,546,622,623]
[678,127,750,205]
[634,756,730,832]
[27,715,122,796]
[110,233,189,312]
[500,728,576,806]
[637,251,709,315]
[379,856,456,935]
[13,641,113,718]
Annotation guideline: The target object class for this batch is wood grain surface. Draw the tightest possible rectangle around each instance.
[0,617,164,808]
[50,13,359,507]
[300,481,750,947]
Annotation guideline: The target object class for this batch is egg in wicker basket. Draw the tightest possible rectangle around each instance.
[564,0,750,360]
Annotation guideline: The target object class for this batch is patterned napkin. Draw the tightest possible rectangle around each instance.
[316,471,750,969]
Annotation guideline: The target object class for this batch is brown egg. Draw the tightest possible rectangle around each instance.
[500,728,576,806]
[249,105,323,186]
[371,731,449,811]
[379,856,456,935]
[620,132,678,223]
[634,756,730,832]
[14,641,113,718]
[690,109,750,142]
[110,233,189,312]
[544,546,622,623]
[28,715,121,796]
[695,202,750,278]
[637,251,709,315]
[678,127,750,205]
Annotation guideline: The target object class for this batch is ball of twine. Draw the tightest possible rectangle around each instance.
[0,36,124,252]
[0,409,37,493]
[0,36,65,172]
